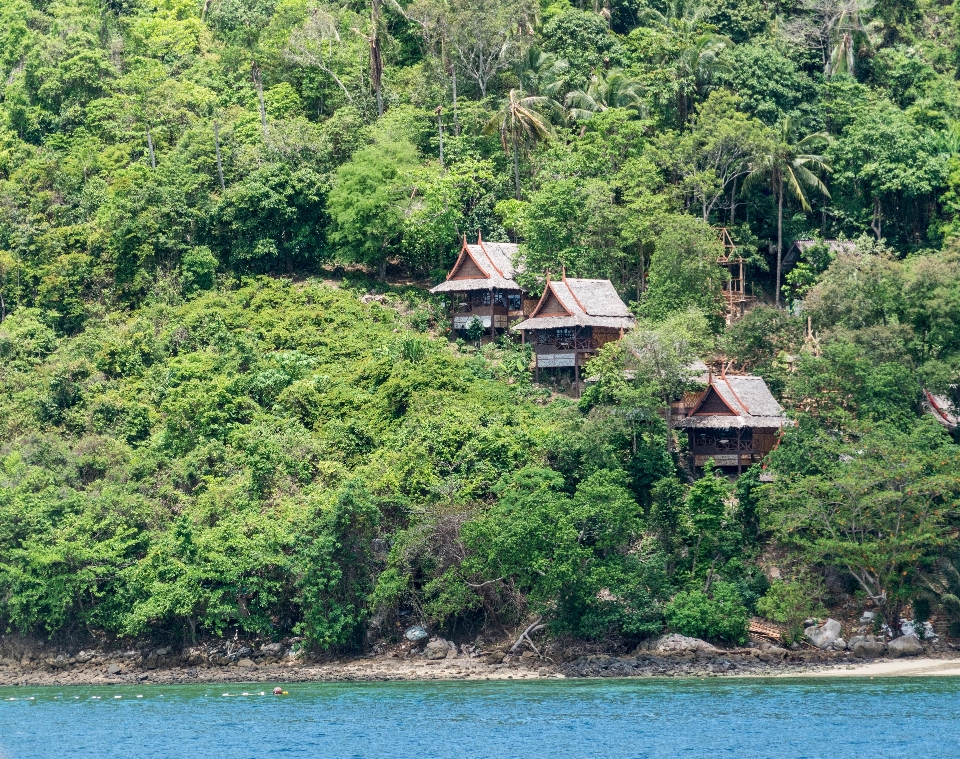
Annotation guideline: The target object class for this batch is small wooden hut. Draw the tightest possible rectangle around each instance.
[785,239,856,273]
[429,235,534,338]
[673,373,789,474]
[512,272,635,394]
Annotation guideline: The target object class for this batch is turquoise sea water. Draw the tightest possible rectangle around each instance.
[1,677,959,758]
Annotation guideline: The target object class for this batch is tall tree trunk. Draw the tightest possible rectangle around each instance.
[252,62,268,136]
[378,257,387,282]
[883,597,905,638]
[146,128,156,169]
[729,176,737,224]
[370,0,384,117]
[437,107,444,168]
[776,178,783,307]
[214,119,225,190]
[451,66,459,136]
[512,135,521,200]
[871,197,882,239]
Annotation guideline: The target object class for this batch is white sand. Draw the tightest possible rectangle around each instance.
[779,657,960,678]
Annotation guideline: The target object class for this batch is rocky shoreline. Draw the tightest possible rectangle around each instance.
[4,633,955,688]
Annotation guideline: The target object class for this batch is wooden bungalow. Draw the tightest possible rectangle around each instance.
[429,235,534,338]
[512,272,635,394]
[673,373,789,474]
[785,239,855,274]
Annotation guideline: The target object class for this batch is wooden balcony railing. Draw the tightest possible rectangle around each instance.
[691,434,754,452]
[536,337,597,352]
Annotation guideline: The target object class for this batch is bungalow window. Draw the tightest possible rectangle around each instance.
[508,294,521,310]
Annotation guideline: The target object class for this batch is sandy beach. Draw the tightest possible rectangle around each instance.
[795,657,960,678]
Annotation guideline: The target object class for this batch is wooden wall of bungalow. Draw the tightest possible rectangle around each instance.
[449,290,536,332]
[525,325,622,359]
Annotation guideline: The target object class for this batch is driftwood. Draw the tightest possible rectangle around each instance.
[509,618,546,656]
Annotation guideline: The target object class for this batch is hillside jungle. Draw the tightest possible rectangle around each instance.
[1,0,960,655]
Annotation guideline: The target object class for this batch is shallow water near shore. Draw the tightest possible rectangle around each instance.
[2,677,959,758]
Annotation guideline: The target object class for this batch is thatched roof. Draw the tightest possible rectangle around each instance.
[513,276,635,331]
[674,374,789,430]
[785,239,856,271]
[429,237,523,293]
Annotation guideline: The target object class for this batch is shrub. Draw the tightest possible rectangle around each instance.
[664,581,749,644]
[755,575,827,643]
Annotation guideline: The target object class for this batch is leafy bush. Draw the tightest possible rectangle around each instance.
[664,581,749,644]
[756,575,826,644]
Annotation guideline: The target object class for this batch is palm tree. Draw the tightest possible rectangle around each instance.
[565,68,646,123]
[483,89,555,200]
[514,48,569,98]
[824,0,872,78]
[746,117,832,306]
[641,0,732,124]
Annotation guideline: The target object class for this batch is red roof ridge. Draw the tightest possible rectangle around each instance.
[721,375,751,415]
[562,268,589,314]
[477,235,506,278]
[529,272,573,318]
[447,237,493,282]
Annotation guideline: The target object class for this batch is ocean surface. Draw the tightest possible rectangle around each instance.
[1,676,958,758]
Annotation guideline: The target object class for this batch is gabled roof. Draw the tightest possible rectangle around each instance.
[513,274,635,331]
[674,374,789,429]
[925,390,958,431]
[785,239,856,270]
[429,236,523,293]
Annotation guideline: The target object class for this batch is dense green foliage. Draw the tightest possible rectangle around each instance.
[1,0,960,647]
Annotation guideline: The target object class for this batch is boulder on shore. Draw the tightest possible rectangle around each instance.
[852,641,886,659]
[888,634,922,658]
[636,634,716,653]
[804,619,841,649]
[404,625,428,643]
[424,639,450,660]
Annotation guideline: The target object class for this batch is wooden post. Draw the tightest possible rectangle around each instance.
[574,351,580,398]
[737,428,742,476]
[490,288,495,341]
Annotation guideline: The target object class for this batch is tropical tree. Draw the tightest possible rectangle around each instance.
[565,68,646,123]
[783,0,874,77]
[326,139,420,281]
[654,90,766,222]
[209,0,276,136]
[514,47,569,98]
[746,116,831,305]
[447,0,535,97]
[761,420,960,637]
[285,7,354,104]
[483,89,555,200]
[642,0,733,124]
